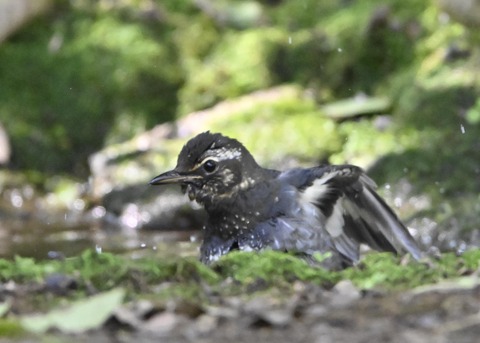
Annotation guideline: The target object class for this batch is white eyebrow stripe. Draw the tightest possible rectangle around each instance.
[190,147,242,171]
[202,147,242,162]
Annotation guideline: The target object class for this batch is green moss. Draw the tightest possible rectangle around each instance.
[0,2,182,175]
[0,319,25,338]
[330,119,421,167]
[342,250,480,290]
[178,28,285,114]
[2,248,480,302]
[214,250,339,287]
[344,253,441,290]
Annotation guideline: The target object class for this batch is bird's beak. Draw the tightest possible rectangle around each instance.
[149,169,201,185]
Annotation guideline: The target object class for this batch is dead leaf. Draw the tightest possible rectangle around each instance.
[20,288,125,334]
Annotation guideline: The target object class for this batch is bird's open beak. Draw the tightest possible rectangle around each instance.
[149,169,201,185]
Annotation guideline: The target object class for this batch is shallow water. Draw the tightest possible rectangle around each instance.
[0,214,199,260]
[0,179,201,260]
[0,177,477,261]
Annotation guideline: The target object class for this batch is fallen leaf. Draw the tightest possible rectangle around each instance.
[20,288,125,334]
[0,302,10,317]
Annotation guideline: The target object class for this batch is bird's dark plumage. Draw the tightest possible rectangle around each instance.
[150,132,422,268]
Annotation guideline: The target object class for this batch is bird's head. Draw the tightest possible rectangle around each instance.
[150,132,260,205]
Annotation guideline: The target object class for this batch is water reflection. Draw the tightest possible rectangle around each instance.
[0,178,200,260]
[0,176,478,260]
[0,214,199,260]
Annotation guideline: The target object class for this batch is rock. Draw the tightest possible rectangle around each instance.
[0,0,52,43]
[328,280,362,308]
[321,95,391,121]
[243,294,297,327]
[44,273,77,296]
[141,311,188,335]
[437,0,480,28]
[114,300,156,328]
[187,314,219,337]
[0,122,10,165]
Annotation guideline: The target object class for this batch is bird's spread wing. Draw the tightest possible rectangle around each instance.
[295,165,423,263]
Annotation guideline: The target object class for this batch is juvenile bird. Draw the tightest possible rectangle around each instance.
[150,132,422,268]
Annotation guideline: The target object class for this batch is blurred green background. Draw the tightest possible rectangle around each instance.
[0,0,479,242]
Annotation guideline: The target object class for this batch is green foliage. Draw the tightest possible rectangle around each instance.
[0,2,182,175]
[178,28,284,114]
[1,0,478,179]
[466,98,480,124]
[1,0,479,251]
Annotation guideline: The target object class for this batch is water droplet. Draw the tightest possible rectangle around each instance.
[92,206,106,218]
[10,190,23,208]
[73,198,85,211]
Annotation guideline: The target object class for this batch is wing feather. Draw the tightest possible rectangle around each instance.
[299,165,422,262]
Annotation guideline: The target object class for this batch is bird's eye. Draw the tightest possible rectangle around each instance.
[203,159,217,173]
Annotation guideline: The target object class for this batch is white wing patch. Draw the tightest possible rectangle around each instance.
[299,171,347,237]
[324,199,345,237]
[300,171,338,205]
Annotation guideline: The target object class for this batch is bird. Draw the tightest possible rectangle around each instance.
[149,131,423,269]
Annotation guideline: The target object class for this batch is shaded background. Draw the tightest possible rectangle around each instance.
[0,0,479,258]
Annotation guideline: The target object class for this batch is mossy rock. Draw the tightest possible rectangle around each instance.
[178,27,286,114]
[0,2,183,175]
[89,85,343,198]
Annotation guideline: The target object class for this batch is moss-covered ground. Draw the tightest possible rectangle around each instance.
[1,249,480,309]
